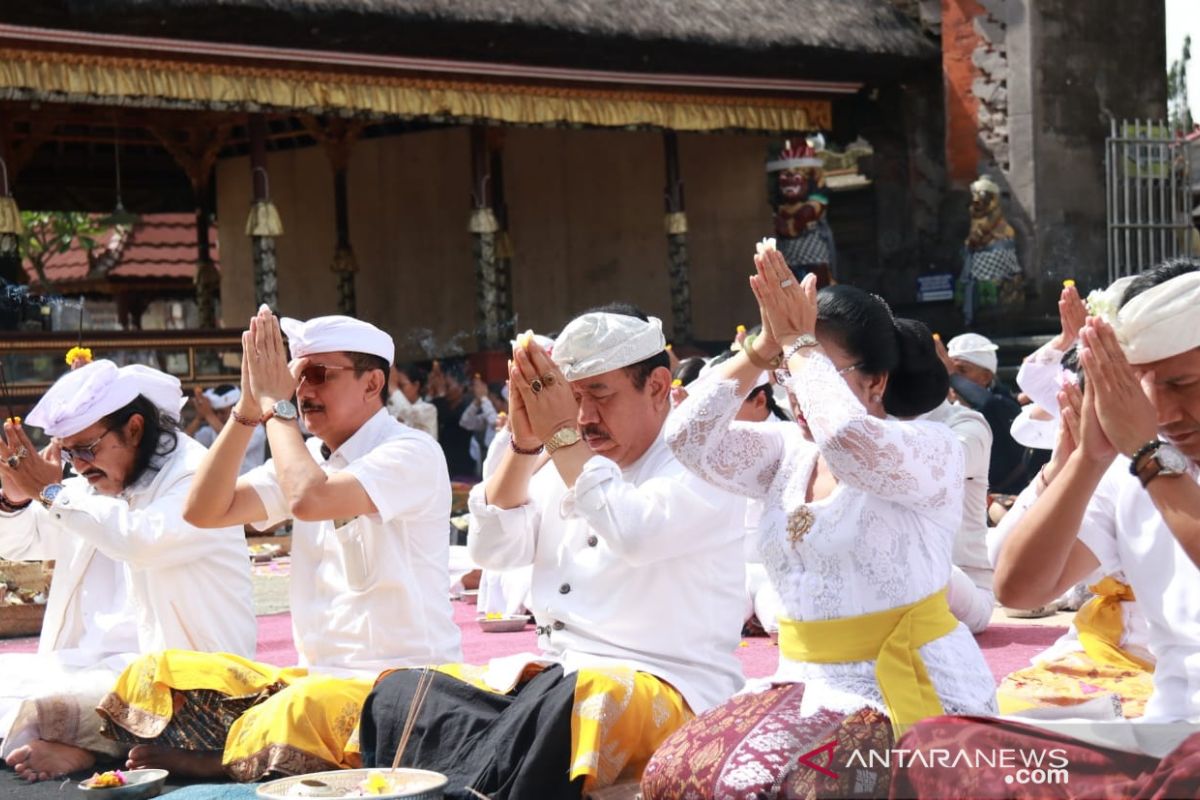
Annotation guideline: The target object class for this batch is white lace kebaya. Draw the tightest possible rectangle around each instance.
[664,352,998,718]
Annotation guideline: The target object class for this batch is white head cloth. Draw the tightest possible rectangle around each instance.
[27,360,184,438]
[1111,271,1200,365]
[552,312,666,382]
[203,386,241,411]
[947,333,999,375]
[1010,404,1057,451]
[280,314,395,365]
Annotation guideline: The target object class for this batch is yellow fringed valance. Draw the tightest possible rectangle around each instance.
[0,47,832,133]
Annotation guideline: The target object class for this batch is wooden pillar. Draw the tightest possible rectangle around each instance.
[194,183,220,328]
[248,115,279,310]
[469,126,506,350]
[662,130,693,344]
[302,116,363,316]
[151,120,231,327]
[490,145,515,343]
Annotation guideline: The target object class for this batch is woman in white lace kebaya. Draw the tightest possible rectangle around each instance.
[641,248,996,799]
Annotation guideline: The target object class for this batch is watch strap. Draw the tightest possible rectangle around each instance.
[1129,439,1164,477]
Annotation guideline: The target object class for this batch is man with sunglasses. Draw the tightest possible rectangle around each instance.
[99,308,461,781]
[0,360,255,783]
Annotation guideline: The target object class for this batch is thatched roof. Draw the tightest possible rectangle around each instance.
[2,1,937,80]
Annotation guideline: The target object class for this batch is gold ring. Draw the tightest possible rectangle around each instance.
[5,455,19,469]
[530,379,543,395]
[540,373,556,387]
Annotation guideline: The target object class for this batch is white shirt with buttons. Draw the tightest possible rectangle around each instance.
[244,407,462,674]
[468,429,747,714]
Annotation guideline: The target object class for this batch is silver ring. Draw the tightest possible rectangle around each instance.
[780,279,795,288]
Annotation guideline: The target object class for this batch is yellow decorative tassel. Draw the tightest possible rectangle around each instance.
[0,197,23,235]
[245,201,284,237]
[664,211,688,235]
[468,207,500,234]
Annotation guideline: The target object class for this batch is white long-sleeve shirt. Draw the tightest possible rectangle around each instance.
[665,354,997,718]
[245,408,461,674]
[467,429,746,714]
[0,435,256,658]
[924,400,994,591]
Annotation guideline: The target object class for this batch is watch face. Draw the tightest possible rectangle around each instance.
[1157,445,1190,474]
[41,484,63,503]
[272,400,299,421]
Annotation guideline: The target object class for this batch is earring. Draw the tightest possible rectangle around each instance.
[870,394,881,404]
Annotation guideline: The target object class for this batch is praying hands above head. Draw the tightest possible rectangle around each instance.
[246,306,301,417]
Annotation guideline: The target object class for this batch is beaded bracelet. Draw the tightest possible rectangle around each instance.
[510,438,544,456]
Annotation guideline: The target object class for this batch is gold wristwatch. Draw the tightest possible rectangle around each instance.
[544,426,582,455]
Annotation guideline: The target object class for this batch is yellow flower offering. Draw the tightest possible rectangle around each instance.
[671,378,683,388]
[736,324,746,334]
[85,770,127,789]
[515,330,535,350]
[486,612,504,620]
[1063,279,1076,288]
[359,771,392,796]
[65,346,93,367]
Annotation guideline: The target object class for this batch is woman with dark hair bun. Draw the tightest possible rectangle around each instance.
[644,246,995,799]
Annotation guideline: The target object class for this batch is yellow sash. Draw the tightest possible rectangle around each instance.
[778,588,957,738]
[1075,576,1153,673]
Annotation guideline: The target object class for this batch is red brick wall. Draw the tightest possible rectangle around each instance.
[942,0,985,187]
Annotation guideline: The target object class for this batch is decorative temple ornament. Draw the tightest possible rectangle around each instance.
[766,135,836,288]
[957,176,1024,325]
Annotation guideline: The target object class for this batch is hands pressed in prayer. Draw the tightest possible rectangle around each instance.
[471,374,489,404]
[0,419,62,504]
[1043,382,1082,483]
[1050,283,1088,352]
[749,247,818,347]
[236,332,262,422]
[247,308,299,416]
[1079,317,1158,458]
[510,339,578,444]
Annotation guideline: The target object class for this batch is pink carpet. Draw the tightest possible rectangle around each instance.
[0,600,1065,684]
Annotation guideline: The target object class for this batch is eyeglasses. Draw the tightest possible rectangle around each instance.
[298,364,353,386]
[773,362,865,384]
[60,428,114,465]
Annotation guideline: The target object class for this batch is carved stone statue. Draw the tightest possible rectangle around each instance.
[958,176,1023,324]
[767,136,836,287]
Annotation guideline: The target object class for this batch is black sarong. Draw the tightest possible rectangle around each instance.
[360,665,583,800]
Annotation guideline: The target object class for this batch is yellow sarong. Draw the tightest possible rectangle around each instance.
[100,651,373,781]
[997,578,1154,717]
[424,663,690,793]
[778,588,958,738]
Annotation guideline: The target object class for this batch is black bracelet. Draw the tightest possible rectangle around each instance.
[510,438,544,456]
[0,493,32,513]
[1129,440,1164,476]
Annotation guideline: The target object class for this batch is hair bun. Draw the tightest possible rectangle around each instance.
[883,319,949,418]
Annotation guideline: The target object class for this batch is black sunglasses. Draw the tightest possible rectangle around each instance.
[299,364,353,386]
[60,428,115,465]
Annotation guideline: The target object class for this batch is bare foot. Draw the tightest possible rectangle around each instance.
[126,744,224,778]
[4,740,95,782]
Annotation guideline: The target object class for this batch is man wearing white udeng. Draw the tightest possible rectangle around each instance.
[0,361,255,782]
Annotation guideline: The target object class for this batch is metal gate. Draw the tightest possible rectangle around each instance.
[1105,119,1193,283]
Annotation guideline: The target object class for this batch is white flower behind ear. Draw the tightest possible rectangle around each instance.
[1085,289,1121,324]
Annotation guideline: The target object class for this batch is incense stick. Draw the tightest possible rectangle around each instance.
[0,361,15,423]
[390,667,435,772]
